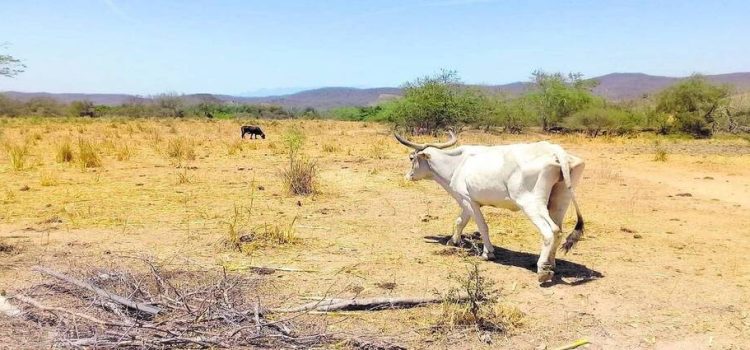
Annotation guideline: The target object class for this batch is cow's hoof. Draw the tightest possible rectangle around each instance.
[481,252,495,261]
[537,266,554,283]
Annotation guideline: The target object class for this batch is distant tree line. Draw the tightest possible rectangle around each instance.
[328,70,750,139]
[0,93,321,120]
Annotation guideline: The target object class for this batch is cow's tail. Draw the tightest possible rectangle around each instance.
[553,149,584,253]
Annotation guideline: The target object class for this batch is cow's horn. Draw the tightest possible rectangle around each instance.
[424,130,457,149]
[394,133,426,150]
[394,130,458,150]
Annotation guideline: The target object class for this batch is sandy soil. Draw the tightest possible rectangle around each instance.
[1,119,749,349]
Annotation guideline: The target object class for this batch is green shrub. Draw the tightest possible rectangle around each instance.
[565,107,639,137]
[383,70,490,133]
[654,75,730,138]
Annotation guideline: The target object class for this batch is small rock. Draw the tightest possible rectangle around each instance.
[633,234,643,239]
[703,176,714,180]
[19,185,30,191]
[257,185,265,191]
[620,227,636,234]
[296,200,302,207]
[420,214,438,222]
[675,193,692,197]
[375,281,397,290]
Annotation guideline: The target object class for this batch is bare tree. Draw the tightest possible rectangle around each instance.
[0,42,25,77]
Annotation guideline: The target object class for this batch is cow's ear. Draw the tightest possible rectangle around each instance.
[417,151,431,160]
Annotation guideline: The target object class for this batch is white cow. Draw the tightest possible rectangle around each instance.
[395,131,585,282]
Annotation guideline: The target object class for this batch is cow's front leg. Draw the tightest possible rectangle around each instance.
[470,202,495,260]
[448,206,472,246]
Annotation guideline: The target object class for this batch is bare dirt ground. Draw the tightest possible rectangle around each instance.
[1,118,749,349]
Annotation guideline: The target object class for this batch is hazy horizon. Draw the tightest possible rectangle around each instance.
[2,0,749,95]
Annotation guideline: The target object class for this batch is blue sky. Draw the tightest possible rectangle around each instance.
[1,0,748,95]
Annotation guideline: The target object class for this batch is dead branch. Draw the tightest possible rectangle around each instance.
[227,263,318,273]
[32,265,161,317]
[13,294,119,327]
[270,294,469,313]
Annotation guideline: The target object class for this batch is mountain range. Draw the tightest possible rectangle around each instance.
[3,72,750,110]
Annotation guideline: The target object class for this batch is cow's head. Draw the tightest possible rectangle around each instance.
[394,130,457,181]
[261,133,266,139]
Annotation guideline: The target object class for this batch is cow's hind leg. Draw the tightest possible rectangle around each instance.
[518,198,559,283]
[448,205,472,246]
[469,202,495,260]
[547,182,570,269]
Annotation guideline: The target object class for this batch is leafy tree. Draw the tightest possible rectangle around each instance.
[528,71,599,131]
[384,70,491,133]
[0,43,25,78]
[654,75,730,138]
[474,94,535,133]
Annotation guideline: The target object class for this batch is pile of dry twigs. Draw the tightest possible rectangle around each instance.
[4,257,332,348]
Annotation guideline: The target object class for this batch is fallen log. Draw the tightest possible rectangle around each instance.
[269,294,469,313]
[32,265,161,316]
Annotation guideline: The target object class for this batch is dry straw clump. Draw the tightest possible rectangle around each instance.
[322,143,340,153]
[115,142,133,161]
[653,140,668,162]
[5,142,29,171]
[280,127,318,196]
[281,157,318,196]
[56,140,74,163]
[165,137,196,164]
[435,261,524,335]
[176,169,191,184]
[77,138,102,169]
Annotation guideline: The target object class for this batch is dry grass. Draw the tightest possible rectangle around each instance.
[368,139,389,159]
[40,171,59,186]
[1,118,749,348]
[322,143,340,153]
[226,140,244,155]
